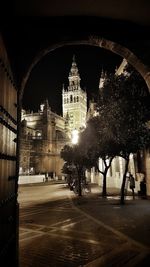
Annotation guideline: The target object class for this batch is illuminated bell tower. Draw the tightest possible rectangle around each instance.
[62,55,87,131]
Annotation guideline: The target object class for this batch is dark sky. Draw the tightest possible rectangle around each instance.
[23,45,122,115]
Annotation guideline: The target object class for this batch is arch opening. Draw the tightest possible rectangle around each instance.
[19,37,150,186]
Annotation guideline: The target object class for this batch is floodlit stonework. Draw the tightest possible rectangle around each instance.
[62,55,87,131]
[19,99,70,177]
[20,56,87,177]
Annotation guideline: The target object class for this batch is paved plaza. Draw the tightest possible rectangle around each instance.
[18,182,150,267]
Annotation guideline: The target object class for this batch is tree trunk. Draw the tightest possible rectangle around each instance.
[78,176,82,196]
[75,166,82,197]
[120,155,129,205]
[102,171,107,197]
[101,158,113,198]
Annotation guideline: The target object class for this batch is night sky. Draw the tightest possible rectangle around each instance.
[22,45,122,115]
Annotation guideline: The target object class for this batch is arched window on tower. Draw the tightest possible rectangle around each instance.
[70,95,73,103]
[77,96,79,102]
[67,98,69,103]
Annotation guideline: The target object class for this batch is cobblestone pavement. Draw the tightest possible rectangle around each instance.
[19,183,150,267]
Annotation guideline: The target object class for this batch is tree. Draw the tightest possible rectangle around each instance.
[61,145,87,196]
[79,116,116,197]
[61,162,74,187]
[100,68,150,204]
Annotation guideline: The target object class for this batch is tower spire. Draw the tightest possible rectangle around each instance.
[99,68,106,90]
[73,54,76,62]
[68,55,81,90]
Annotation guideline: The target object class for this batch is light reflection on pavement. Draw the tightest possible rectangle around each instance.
[19,182,150,267]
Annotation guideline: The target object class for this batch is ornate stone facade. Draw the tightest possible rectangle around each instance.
[62,55,87,131]
[20,55,87,177]
[19,99,70,177]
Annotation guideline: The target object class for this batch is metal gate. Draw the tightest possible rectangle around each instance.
[0,35,19,266]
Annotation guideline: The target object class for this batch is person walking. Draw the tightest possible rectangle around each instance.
[129,172,135,199]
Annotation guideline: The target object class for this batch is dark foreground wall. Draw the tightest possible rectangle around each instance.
[0,35,19,267]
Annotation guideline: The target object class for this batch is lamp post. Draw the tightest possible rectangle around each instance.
[71,129,79,145]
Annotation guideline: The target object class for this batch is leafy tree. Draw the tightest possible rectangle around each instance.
[61,145,87,196]
[79,116,116,197]
[61,162,74,186]
[100,68,150,204]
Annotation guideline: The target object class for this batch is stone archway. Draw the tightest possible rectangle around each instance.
[18,36,150,197]
[19,35,150,196]
[20,36,150,101]
[1,26,150,267]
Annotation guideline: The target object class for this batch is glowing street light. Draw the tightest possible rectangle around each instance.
[71,129,79,145]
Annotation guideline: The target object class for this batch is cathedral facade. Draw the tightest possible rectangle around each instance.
[19,56,87,177]
[19,99,70,177]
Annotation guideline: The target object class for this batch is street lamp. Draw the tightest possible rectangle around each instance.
[71,129,79,145]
